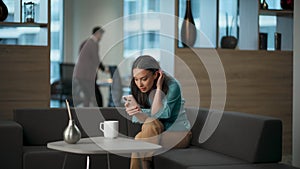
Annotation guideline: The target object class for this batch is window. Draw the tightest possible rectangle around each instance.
[50,0,64,83]
[124,1,137,20]
[147,0,159,12]
[123,0,160,59]
[145,31,159,48]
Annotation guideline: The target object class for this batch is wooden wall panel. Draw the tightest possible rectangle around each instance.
[0,101,49,119]
[0,45,50,119]
[175,48,293,155]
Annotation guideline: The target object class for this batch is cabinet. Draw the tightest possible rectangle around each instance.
[176,0,293,51]
[258,3,293,51]
[174,0,293,155]
[0,0,50,120]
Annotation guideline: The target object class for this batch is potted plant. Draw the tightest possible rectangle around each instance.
[221,13,238,49]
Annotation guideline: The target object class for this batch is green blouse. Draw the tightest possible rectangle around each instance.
[132,76,191,131]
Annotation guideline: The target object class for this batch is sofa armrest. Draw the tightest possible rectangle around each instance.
[0,120,23,169]
[199,110,282,163]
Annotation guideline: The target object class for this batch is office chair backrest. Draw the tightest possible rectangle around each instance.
[108,65,123,107]
[60,63,75,81]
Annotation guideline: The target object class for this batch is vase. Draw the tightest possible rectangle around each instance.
[0,0,8,21]
[259,33,268,50]
[281,0,293,10]
[181,0,197,47]
[63,120,81,144]
[221,36,238,49]
[274,32,281,50]
[260,0,268,10]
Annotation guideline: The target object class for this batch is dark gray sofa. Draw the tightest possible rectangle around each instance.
[0,107,298,169]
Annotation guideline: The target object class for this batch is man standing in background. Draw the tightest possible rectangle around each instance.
[73,26,107,107]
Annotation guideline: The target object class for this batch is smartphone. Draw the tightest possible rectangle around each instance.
[122,95,138,108]
[122,95,130,102]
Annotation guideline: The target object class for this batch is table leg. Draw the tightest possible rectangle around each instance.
[86,155,90,169]
[62,153,68,169]
[107,153,111,169]
[62,154,90,169]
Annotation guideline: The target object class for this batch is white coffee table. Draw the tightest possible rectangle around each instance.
[47,137,162,169]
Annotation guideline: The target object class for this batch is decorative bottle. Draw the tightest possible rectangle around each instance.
[260,0,268,10]
[181,0,197,47]
[281,0,293,10]
[0,0,8,21]
[63,120,81,144]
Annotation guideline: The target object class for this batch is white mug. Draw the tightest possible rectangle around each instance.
[99,121,119,139]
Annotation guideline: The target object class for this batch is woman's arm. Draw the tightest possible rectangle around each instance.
[151,70,164,116]
[151,77,182,120]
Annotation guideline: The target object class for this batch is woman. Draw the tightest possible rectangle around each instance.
[124,55,192,169]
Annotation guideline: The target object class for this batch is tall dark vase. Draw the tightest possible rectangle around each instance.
[281,0,294,10]
[181,0,197,47]
[0,0,8,21]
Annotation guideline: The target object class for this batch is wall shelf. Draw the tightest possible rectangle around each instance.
[259,9,293,17]
[0,22,48,27]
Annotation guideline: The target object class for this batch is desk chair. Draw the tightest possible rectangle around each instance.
[51,63,75,106]
[108,65,123,107]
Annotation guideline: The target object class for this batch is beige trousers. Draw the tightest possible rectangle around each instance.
[130,118,192,169]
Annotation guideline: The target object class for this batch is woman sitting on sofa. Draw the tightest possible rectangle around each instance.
[124,55,192,169]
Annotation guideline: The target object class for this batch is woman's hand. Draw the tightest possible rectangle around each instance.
[124,96,148,122]
[125,102,141,116]
[156,70,164,90]
[124,95,141,116]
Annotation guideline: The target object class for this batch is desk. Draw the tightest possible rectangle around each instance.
[47,137,162,169]
[96,79,129,107]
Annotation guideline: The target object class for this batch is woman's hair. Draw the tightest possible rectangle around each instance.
[131,55,170,108]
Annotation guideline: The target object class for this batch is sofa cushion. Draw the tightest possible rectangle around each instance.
[153,146,246,169]
[23,146,129,169]
[14,107,128,146]
[23,146,86,169]
[196,110,282,163]
[14,108,77,146]
[185,107,209,146]
[187,164,300,169]
[74,107,129,138]
[0,120,23,169]
[127,118,142,138]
